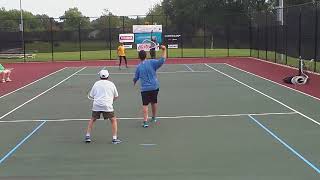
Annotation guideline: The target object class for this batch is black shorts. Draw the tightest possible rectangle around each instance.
[92,111,115,120]
[141,89,159,105]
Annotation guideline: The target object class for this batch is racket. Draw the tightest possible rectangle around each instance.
[141,39,159,51]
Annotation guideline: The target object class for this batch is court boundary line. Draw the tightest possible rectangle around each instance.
[0,67,87,120]
[0,67,68,99]
[225,63,320,101]
[184,64,194,72]
[0,121,47,165]
[0,112,297,123]
[250,57,320,76]
[204,63,320,126]
[248,115,320,174]
[76,71,213,75]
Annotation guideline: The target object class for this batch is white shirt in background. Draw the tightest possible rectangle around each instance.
[89,80,118,112]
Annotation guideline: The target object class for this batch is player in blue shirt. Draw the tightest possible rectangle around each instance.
[133,45,166,128]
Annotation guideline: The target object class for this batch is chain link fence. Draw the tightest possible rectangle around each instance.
[0,2,319,72]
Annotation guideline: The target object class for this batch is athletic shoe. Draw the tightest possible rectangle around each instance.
[112,139,122,144]
[6,78,11,82]
[1,79,5,83]
[142,121,149,128]
[150,117,157,123]
[85,135,91,143]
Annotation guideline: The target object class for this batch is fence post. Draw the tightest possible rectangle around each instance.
[109,16,112,60]
[165,15,169,58]
[78,20,82,61]
[181,33,184,58]
[151,15,154,25]
[298,8,302,58]
[227,25,230,57]
[203,16,206,58]
[314,3,318,72]
[50,18,54,62]
[122,16,125,33]
[275,24,277,63]
[285,8,288,65]
[22,19,26,62]
[257,26,260,58]
[249,14,252,57]
[265,11,268,61]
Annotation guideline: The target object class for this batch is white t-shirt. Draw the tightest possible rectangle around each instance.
[89,80,119,112]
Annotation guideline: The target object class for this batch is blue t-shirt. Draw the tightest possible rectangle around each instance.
[133,57,166,92]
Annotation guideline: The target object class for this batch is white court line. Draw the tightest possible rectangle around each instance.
[0,67,68,99]
[184,64,195,72]
[76,71,213,75]
[225,63,320,102]
[205,63,320,126]
[250,57,320,76]
[0,112,297,123]
[0,67,87,120]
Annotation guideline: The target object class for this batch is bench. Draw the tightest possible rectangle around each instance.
[0,54,36,59]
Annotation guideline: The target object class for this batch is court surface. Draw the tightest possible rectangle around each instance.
[0,63,319,180]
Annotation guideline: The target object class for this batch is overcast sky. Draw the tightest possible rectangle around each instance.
[0,0,162,17]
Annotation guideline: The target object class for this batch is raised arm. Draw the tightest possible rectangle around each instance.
[151,45,167,70]
[160,45,166,59]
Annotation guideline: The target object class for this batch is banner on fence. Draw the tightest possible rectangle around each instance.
[119,33,134,43]
[165,34,181,47]
[134,32,162,44]
[137,43,159,51]
[168,44,178,49]
[133,25,162,33]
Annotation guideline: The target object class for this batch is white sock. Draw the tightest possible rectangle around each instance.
[86,133,90,137]
[112,136,117,140]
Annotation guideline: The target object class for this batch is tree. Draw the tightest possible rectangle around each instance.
[60,8,90,30]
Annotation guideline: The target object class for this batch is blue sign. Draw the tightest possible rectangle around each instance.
[135,32,162,44]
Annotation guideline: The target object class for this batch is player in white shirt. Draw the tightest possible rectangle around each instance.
[85,69,121,144]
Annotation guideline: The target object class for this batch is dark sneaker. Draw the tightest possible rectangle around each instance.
[112,139,122,144]
[142,121,149,128]
[150,117,157,123]
[85,136,91,143]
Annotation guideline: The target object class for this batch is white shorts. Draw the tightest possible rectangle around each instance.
[0,69,12,73]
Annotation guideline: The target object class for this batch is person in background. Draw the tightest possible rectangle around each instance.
[0,63,12,83]
[117,43,128,69]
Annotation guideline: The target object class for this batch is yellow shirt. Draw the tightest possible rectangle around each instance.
[117,45,125,56]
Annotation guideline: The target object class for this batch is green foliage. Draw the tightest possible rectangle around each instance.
[60,8,90,30]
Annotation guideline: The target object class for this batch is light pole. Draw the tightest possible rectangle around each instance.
[20,0,24,56]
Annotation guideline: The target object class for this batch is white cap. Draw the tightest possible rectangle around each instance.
[99,69,109,78]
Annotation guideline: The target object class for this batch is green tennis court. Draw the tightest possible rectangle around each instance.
[0,63,319,179]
